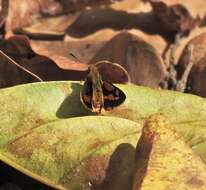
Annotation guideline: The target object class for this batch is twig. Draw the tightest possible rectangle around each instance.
[175,44,194,92]
[0,50,43,82]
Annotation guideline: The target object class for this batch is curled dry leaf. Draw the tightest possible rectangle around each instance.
[148,0,200,39]
[91,31,166,88]
[133,114,206,190]
[177,32,206,97]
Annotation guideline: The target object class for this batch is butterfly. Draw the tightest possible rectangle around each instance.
[80,64,126,113]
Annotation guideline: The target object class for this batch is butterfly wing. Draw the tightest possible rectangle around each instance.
[80,77,93,110]
[102,81,126,110]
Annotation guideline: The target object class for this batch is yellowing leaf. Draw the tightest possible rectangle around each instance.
[1,81,206,189]
[0,116,141,190]
[133,114,206,190]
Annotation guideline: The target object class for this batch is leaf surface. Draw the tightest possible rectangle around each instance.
[133,114,206,190]
[1,81,206,189]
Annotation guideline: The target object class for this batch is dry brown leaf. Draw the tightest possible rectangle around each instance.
[169,27,206,65]
[4,0,126,34]
[0,35,89,87]
[177,32,206,97]
[0,50,40,87]
[32,38,106,64]
[156,0,206,18]
[5,0,61,32]
[15,13,80,40]
[66,8,137,38]
[148,0,200,38]
[178,32,206,72]
[91,31,166,88]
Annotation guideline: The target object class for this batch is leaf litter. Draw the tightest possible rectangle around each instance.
[1,0,206,189]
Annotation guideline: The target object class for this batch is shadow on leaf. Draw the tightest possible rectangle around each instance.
[92,143,135,190]
[56,83,95,118]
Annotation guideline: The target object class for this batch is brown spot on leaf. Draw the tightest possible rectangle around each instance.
[8,134,44,159]
[187,176,205,187]
[88,139,104,150]
[75,155,109,189]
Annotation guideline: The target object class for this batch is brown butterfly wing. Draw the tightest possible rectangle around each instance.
[102,81,126,110]
[81,77,93,110]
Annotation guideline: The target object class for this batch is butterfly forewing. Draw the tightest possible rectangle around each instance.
[81,77,93,110]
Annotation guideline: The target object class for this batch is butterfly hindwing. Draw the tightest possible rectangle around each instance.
[80,65,126,113]
[102,81,126,111]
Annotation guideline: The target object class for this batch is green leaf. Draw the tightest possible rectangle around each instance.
[0,116,140,190]
[1,81,206,189]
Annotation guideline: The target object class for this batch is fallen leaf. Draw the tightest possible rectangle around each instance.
[177,32,206,97]
[178,32,206,72]
[0,82,141,189]
[5,0,61,32]
[91,31,166,88]
[148,0,200,39]
[0,50,41,88]
[32,37,107,64]
[15,13,80,40]
[1,82,206,189]
[166,27,206,66]
[4,0,126,35]
[154,0,206,18]
[66,8,137,38]
[0,35,90,87]
[133,114,206,190]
